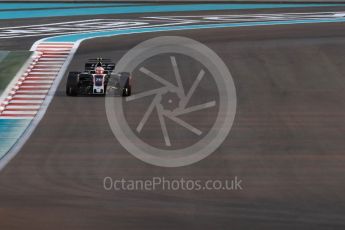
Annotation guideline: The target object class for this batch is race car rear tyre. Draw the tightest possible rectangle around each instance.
[66,72,80,96]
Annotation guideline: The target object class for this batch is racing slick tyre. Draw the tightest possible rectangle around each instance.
[66,72,80,96]
[122,85,131,97]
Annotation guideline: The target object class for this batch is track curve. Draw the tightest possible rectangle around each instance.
[1,6,345,230]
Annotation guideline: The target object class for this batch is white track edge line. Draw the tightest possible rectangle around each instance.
[0,40,79,171]
[0,52,38,108]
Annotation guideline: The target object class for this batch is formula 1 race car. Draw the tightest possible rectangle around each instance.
[66,58,131,97]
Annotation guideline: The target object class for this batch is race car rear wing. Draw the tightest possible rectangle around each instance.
[85,58,115,73]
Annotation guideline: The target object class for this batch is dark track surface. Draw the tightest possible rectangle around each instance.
[1,8,345,230]
[2,5,345,50]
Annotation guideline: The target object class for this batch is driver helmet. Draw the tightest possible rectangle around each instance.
[95,66,105,74]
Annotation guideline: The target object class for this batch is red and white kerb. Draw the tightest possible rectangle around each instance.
[0,42,74,118]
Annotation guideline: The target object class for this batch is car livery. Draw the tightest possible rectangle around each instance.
[66,58,131,96]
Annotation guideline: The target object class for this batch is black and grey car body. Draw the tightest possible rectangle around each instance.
[66,58,131,96]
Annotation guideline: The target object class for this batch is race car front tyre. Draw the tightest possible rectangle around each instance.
[66,72,80,96]
[122,85,131,97]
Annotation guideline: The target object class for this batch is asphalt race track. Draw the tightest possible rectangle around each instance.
[1,4,345,230]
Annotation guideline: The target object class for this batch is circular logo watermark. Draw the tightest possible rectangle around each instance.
[105,36,237,167]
